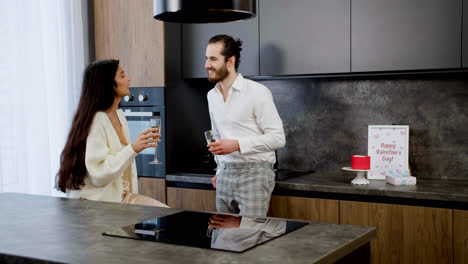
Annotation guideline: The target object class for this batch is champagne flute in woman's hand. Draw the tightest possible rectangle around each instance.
[149,118,162,164]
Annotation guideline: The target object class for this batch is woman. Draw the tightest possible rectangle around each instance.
[57,59,167,207]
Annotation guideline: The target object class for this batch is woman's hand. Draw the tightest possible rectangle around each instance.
[131,128,160,153]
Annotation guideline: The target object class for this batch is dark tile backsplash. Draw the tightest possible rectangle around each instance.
[171,73,467,181]
[257,73,468,180]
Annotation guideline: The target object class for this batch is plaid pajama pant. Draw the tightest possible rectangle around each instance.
[216,162,275,217]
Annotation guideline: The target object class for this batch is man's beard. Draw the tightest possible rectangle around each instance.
[207,63,229,83]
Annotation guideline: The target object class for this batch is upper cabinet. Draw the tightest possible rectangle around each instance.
[463,0,468,67]
[259,0,350,75]
[94,0,165,87]
[181,8,259,78]
[95,0,467,81]
[351,0,462,72]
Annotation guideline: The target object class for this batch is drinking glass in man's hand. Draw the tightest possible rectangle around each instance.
[204,130,219,170]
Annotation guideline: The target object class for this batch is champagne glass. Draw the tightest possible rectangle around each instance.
[204,130,219,170]
[206,223,214,238]
[149,118,162,165]
[206,215,216,238]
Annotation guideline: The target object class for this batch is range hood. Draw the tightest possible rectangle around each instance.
[153,0,256,23]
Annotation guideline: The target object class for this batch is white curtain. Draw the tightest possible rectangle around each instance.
[0,0,87,195]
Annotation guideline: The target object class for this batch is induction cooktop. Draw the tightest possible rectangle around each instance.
[103,211,307,253]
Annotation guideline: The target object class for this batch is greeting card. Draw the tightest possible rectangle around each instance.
[368,125,409,180]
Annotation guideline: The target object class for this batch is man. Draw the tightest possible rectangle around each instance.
[205,34,285,217]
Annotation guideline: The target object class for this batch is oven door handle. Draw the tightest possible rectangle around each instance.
[123,110,154,117]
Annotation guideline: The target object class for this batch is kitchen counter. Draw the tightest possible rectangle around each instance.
[0,193,375,264]
[166,171,468,207]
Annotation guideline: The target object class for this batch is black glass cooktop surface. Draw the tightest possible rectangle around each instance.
[103,211,307,253]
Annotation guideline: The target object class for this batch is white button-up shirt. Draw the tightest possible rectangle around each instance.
[207,74,285,172]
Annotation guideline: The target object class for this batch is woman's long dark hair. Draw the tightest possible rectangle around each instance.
[56,59,119,192]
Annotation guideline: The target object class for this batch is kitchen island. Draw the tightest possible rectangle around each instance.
[0,193,375,264]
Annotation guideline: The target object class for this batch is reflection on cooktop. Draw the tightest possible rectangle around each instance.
[103,211,308,253]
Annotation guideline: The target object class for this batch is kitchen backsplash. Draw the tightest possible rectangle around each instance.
[257,72,467,180]
[176,72,467,181]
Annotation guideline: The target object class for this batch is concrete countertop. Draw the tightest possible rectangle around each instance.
[166,172,468,204]
[0,193,375,264]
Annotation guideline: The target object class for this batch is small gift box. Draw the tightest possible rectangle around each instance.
[385,169,416,186]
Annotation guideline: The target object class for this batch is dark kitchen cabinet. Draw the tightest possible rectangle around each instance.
[259,0,350,75]
[463,0,468,67]
[351,0,462,72]
[181,6,259,78]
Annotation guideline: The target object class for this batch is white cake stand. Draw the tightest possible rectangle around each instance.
[342,167,370,185]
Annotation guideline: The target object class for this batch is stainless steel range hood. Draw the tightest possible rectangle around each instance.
[153,0,256,23]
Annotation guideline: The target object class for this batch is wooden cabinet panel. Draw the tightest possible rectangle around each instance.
[167,187,216,212]
[138,177,166,204]
[340,201,452,264]
[454,209,468,264]
[268,195,339,224]
[352,0,462,72]
[94,0,164,87]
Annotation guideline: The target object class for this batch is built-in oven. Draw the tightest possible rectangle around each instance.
[120,87,165,178]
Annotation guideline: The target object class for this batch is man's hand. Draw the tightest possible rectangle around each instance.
[211,174,217,189]
[208,215,241,228]
[207,139,239,155]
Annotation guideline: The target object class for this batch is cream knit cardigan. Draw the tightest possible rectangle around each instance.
[68,109,138,203]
